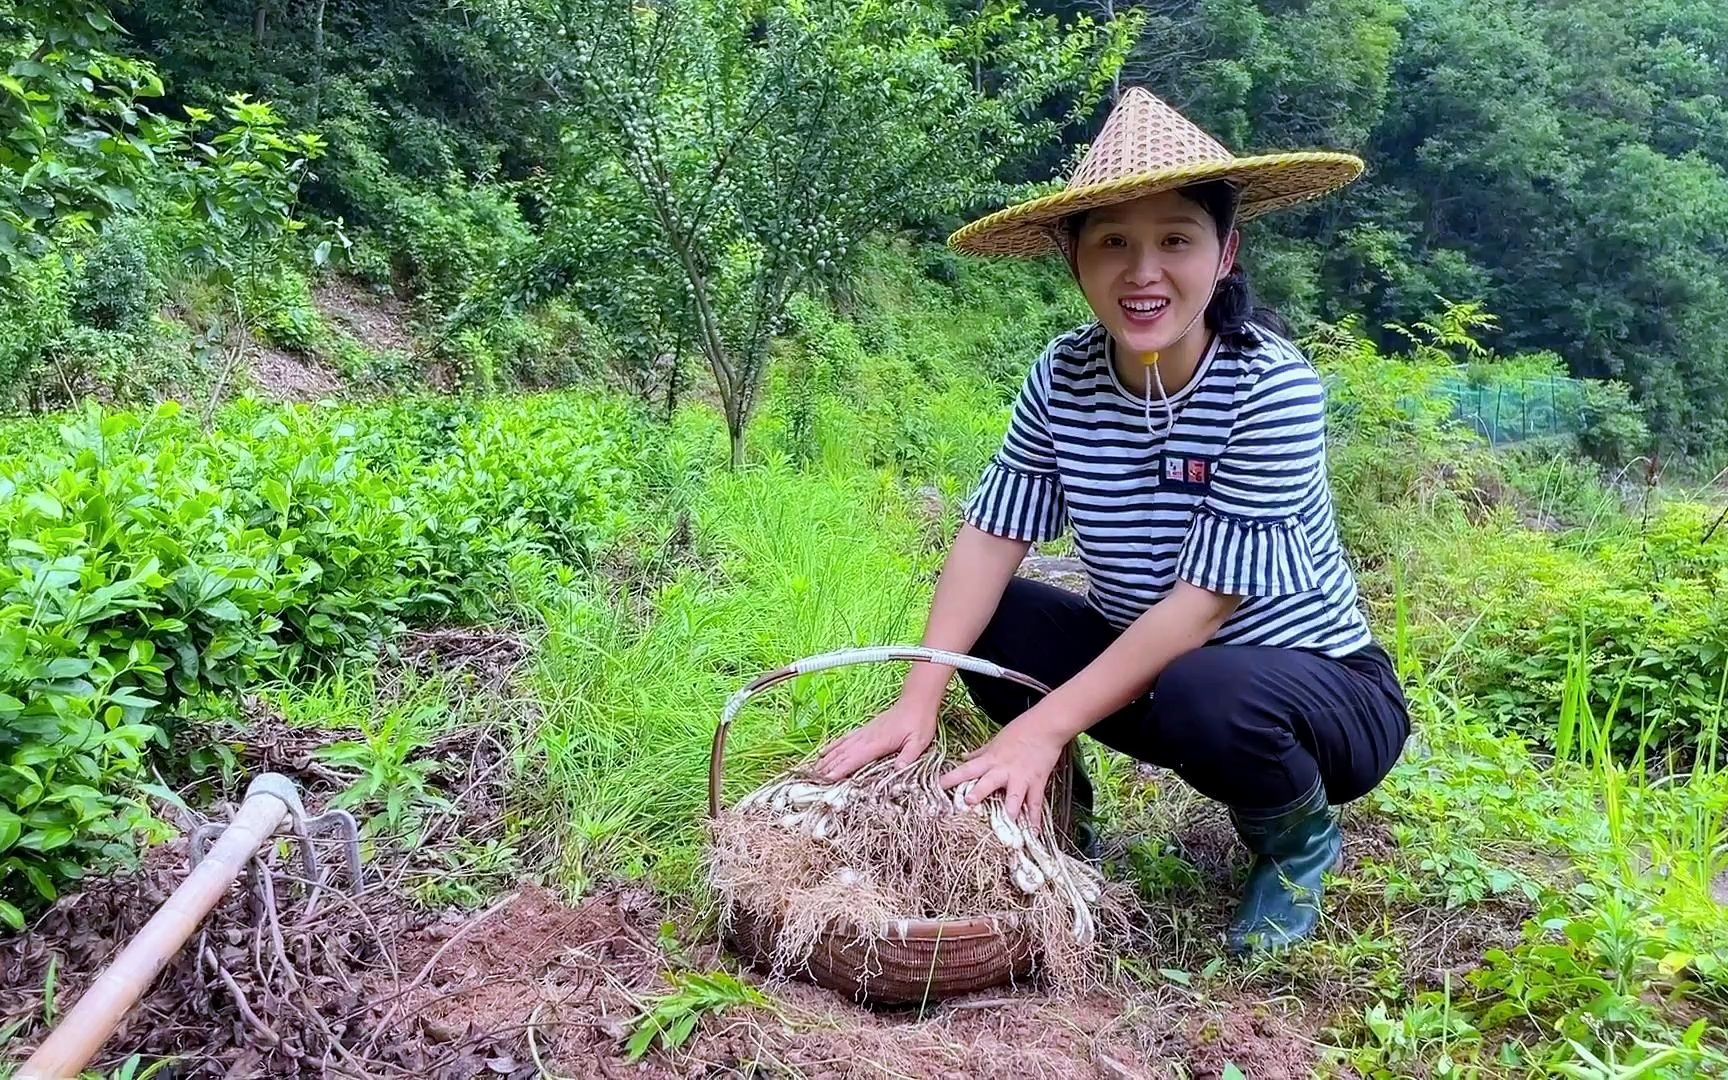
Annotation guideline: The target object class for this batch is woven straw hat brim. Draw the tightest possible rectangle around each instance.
[948,152,1364,258]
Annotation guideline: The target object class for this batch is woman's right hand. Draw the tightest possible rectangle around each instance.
[815,695,939,781]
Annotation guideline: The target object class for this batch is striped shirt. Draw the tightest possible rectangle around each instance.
[964,320,1372,658]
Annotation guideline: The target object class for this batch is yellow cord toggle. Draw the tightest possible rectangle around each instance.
[1138,350,1171,438]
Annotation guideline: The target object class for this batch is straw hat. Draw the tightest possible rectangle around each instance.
[948,87,1364,258]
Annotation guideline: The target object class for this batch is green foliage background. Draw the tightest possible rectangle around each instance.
[7,0,1727,459]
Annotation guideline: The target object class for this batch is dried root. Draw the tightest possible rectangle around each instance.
[708,745,1124,994]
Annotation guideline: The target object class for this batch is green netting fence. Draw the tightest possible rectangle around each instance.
[1324,373,1590,447]
[1437,375,1588,446]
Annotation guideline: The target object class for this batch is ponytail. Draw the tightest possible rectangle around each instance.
[1180,179,1289,342]
[1206,265,1292,341]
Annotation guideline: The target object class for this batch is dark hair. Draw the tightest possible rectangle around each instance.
[1060,179,1290,341]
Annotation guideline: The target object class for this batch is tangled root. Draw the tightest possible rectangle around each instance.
[708,747,1127,994]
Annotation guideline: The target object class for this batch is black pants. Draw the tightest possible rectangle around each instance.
[957,578,1411,814]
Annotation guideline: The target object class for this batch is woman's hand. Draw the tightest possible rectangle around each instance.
[816,696,938,780]
[939,715,1066,825]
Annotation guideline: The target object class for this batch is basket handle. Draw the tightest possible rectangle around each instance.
[708,646,1053,819]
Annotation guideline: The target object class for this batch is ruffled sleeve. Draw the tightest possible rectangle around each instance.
[965,462,1068,542]
[963,347,1069,543]
[1175,508,1318,597]
[1176,350,1326,597]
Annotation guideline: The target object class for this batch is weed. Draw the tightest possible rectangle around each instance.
[40,954,58,1027]
[304,672,454,847]
[408,837,521,909]
[1345,977,1483,1078]
[524,465,930,895]
[624,970,778,1062]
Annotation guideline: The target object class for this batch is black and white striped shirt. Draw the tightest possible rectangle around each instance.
[965,320,1372,657]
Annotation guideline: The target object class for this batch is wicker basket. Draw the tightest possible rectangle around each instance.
[708,646,1074,1006]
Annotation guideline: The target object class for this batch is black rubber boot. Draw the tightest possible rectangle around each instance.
[1225,778,1342,956]
[1070,807,1103,862]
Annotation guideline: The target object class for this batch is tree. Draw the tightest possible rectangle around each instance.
[0,0,178,274]
[525,0,1125,467]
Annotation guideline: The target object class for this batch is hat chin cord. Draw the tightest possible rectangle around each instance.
[1128,253,1226,440]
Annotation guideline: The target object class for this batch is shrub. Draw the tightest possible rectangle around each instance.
[1303,300,1721,761]
[0,392,644,916]
[70,224,153,333]
[1390,500,1728,762]
[241,267,323,353]
[0,405,300,924]
[0,259,73,400]
[380,181,532,310]
[1576,379,1652,470]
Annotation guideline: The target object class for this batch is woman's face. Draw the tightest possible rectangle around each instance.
[1071,190,1239,359]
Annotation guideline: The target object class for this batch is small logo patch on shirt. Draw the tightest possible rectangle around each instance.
[1157,453,1213,493]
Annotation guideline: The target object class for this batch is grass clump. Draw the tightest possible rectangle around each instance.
[523,461,935,896]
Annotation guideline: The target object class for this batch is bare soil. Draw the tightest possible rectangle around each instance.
[1,811,1340,1080]
[313,280,418,360]
[4,864,1334,1079]
[247,338,345,403]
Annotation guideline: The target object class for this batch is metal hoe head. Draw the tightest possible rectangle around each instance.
[190,773,364,897]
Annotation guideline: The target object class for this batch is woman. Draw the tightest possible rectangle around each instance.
[816,88,1410,956]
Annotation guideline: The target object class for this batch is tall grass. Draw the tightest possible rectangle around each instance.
[523,464,939,895]
[1550,621,1728,917]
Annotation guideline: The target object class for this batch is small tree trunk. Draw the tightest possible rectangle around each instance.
[1105,0,1121,100]
[727,407,746,470]
[309,0,327,120]
[253,0,267,45]
[662,348,682,422]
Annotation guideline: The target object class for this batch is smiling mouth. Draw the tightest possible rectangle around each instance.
[1119,297,1169,322]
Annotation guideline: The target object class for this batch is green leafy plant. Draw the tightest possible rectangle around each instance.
[312,699,451,846]
[1467,891,1704,1049]
[1348,982,1483,1078]
[408,837,521,909]
[102,1058,174,1080]
[0,1,178,272]
[1549,1023,1728,1079]
[624,970,777,1062]
[0,390,642,913]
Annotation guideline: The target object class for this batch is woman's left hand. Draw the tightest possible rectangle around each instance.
[940,716,1067,825]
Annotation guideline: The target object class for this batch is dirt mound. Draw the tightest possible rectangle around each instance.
[674,976,1323,1079]
[1139,996,1323,1079]
[247,338,344,402]
[376,885,680,1078]
[314,279,418,359]
[692,982,1141,1078]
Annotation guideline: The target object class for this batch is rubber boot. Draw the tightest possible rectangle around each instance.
[1225,778,1342,956]
[1070,806,1103,862]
